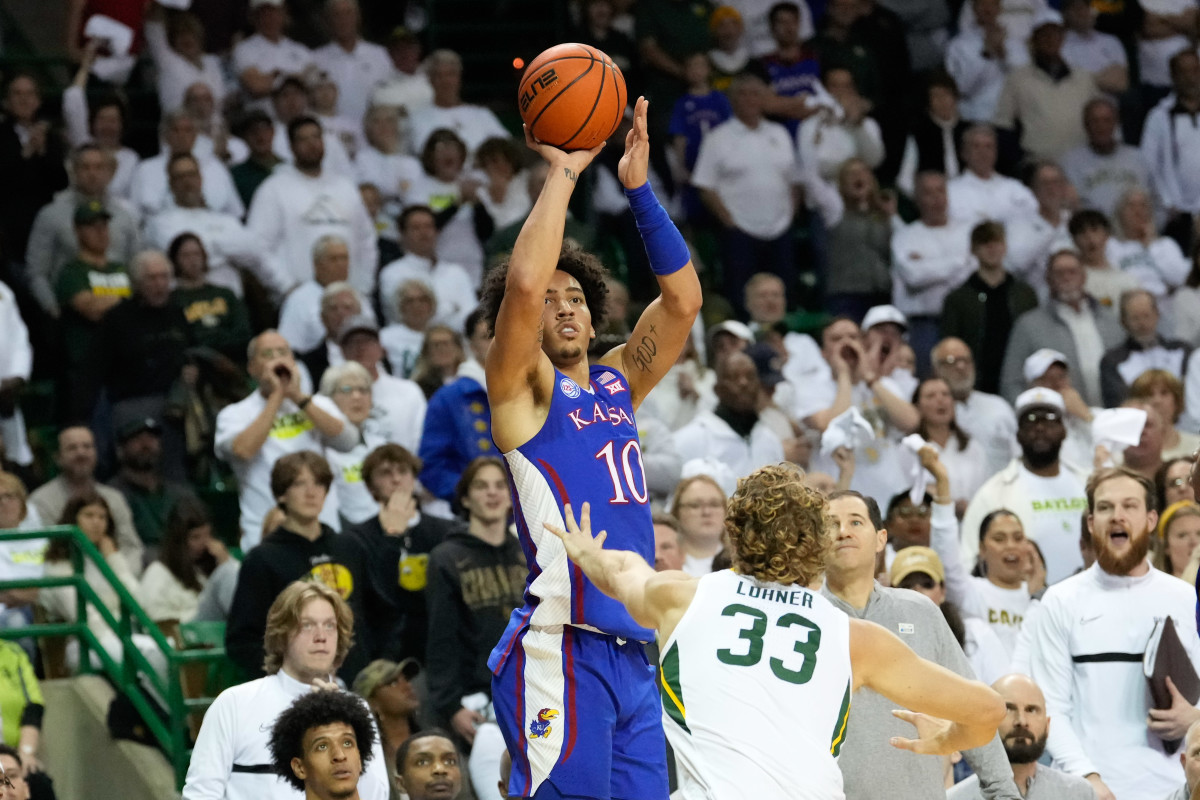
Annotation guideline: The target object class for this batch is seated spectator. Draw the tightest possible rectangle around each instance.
[380,279,436,378]
[214,331,357,548]
[1109,187,1190,298]
[130,111,243,219]
[41,492,152,672]
[931,337,1019,478]
[186,580,390,800]
[472,137,532,247]
[1154,500,1200,582]
[346,444,458,663]
[948,0,1032,126]
[1132,370,1200,460]
[167,233,253,365]
[318,362,386,527]
[912,377,989,510]
[425,458,523,796]
[1118,400,1167,482]
[823,158,894,318]
[337,317,426,454]
[1004,162,1074,292]
[1099,290,1190,407]
[225,452,377,681]
[1015,467,1199,800]
[1060,97,1153,222]
[402,131,485,286]
[280,237,372,356]
[1000,249,1123,406]
[28,427,143,573]
[313,0,391,123]
[892,171,974,366]
[354,106,420,208]
[352,658,422,792]
[25,144,139,320]
[378,206,475,331]
[961,387,1089,584]
[145,153,292,300]
[231,0,315,111]
[897,70,967,196]
[143,9,225,114]
[407,50,508,157]
[1142,51,1200,245]
[229,110,283,209]
[394,731,463,800]
[247,116,378,296]
[370,28,434,115]
[666,474,727,576]
[268,76,356,179]
[941,221,1038,394]
[298,282,365,397]
[948,673,1098,799]
[268,688,378,800]
[139,497,232,624]
[409,325,464,401]
[993,11,1098,161]
[947,125,1038,224]
[107,418,198,555]
[308,71,362,163]
[184,82,244,165]
[1059,0,1128,95]
[55,202,131,420]
[61,54,138,198]
[1158,457,1197,511]
[1067,209,1139,308]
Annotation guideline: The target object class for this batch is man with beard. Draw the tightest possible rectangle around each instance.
[948,673,1095,799]
[932,337,1018,479]
[1016,467,1200,800]
[961,388,1089,584]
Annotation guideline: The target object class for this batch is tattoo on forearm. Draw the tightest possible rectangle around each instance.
[630,326,658,372]
[563,167,578,183]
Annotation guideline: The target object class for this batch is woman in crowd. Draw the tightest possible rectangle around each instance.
[0,473,45,640]
[380,279,437,379]
[355,105,421,207]
[912,377,988,514]
[319,362,387,526]
[823,158,895,320]
[168,232,252,364]
[1128,370,1200,460]
[1109,187,1189,298]
[1154,501,1200,581]
[140,498,232,624]
[403,128,484,283]
[410,325,465,401]
[143,10,225,114]
[62,45,138,197]
[667,475,728,577]
[471,136,530,239]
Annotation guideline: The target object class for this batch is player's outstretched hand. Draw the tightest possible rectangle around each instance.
[544,502,607,564]
[523,124,604,178]
[888,709,957,755]
[618,96,650,189]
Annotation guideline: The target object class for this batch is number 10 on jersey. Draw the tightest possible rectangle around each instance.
[595,440,648,505]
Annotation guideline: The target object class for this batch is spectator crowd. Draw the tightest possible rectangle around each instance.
[2,0,1200,798]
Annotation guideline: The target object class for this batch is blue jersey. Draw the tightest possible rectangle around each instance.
[668,90,733,169]
[753,52,822,138]
[490,364,654,662]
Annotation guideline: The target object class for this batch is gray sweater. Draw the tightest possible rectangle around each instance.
[821,582,1022,800]
[948,764,1098,799]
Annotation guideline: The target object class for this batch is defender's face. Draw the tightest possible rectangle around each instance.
[541,271,594,365]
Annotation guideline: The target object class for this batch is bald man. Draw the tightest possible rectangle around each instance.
[1164,721,1200,800]
[949,674,1096,799]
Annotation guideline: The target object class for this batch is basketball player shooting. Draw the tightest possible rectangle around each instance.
[544,467,1006,800]
[480,95,702,800]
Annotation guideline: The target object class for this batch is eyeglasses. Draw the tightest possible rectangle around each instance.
[894,505,931,519]
[678,500,724,511]
[1169,476,1190,488]
[935,355,971,367]
[1021,411,1061,425]
[298,620,338,635]
[334,385,370,396]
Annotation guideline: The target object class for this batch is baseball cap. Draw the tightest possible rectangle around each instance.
[74,200,112,225]
[352,658,421,699]
[890,546,945,586]
[709,320,755,345]
[1032,8,1065,28]
[338,314,380,345]
[709,5,743,31]
[861,305,908,331]
[1022,348,1069,383]
[746,342,785,389]
[116,417,163,444]
[1015,387,1066,416]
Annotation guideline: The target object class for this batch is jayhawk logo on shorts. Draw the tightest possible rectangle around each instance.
[529,708,559,739]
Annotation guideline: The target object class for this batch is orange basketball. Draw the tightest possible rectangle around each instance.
[518,43,627,151]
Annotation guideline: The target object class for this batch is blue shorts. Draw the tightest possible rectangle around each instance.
[492,625,668,800]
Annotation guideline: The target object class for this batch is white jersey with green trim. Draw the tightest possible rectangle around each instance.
[659,569,852,800]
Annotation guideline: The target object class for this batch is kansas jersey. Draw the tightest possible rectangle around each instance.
[661,570,853,800]
[491,364,655,656]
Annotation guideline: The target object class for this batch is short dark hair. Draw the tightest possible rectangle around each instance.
[287,115,322,145]
[271,451,334,502]
[454,456,508,507]
[167,232,207,273]
[464,306,488,341]
[925,68,959,100]
[475,136,524,174]
[0,743,22,768]
[398,204,436,234]
[886,490,933,518]
[361,444,422,491]
[1068,208,1110,237]
[978,508,1022,542]
[419,128,467,176]
[479,243,610,336]
[270,691,376,792]
[768,1,801,24]
[1170,48,1200,80]
[1086,466,1157,513]
[827,489,883,531]
[970,220,1005,249]
[819,315,859,347]
[395,729,457,775]
[651,512,680,533]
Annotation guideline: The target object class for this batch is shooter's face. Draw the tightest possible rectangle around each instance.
[541,270,594,365]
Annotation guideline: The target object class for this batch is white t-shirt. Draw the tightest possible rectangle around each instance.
[1013,466,1088,584]
[130,152,244,219]
[354,147,422,203]
[691,116,797,240]
[144,20,226,114]
[407,103,509,156]
[325,432,387,526]
[371,71,435,115]
[948,170,1039,225]
[1062,29,1127,75]
[370,372,426,453]
[232,34,316,109]
[313,40,393,123]
[276,281,373,355]
[377,253,475,330]
[379,323,424,379]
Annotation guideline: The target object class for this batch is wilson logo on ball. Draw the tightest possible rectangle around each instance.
[519,68,560,112]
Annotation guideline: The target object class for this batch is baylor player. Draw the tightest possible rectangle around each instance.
[544,465,1006,800]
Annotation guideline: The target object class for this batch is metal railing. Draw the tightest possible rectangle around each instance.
[0,527,231,789]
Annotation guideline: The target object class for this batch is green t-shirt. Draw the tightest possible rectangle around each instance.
[231,157,280,210]
[172,284,252,363]
[55,259,130,366]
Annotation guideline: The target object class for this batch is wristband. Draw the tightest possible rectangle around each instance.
[623,183,689,276]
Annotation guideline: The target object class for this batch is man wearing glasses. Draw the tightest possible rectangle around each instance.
[962,387,1089,584]
[0,745,29,800]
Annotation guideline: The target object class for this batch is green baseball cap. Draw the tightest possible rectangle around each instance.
[74,200,112,225]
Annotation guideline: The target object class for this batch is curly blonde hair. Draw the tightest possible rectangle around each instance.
[724,464,832,586]
[263,581,355,675]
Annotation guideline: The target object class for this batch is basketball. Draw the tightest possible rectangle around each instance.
[518,43,627,151]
